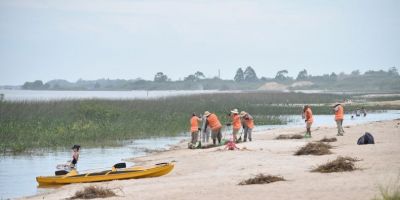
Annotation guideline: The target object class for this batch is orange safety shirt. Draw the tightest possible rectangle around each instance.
[207,113,222,131]
[305,108,314,123]
[245,116,255,129]
[232,114,241,130]
[335,105,344,120]
[190,116,199,132]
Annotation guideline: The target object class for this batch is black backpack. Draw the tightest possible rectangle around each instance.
[357,132,375,145]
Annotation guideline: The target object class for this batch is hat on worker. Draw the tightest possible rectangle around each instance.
[240,111,247,117]
[230,108,239,114]
[204,111,211,117]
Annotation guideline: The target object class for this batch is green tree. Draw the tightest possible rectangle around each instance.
[154,72,169,82]
[388,67,399,76]
[234,68,244,82]
[351,70,360,76]
[296,69,308,80]
[244,66,258,81]
[22,80,45,90]
[184,74,197,82]
[275,70,289,81]
[194,71,205,80]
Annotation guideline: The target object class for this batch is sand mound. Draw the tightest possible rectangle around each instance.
[291,81,314,88]
[258,82,287,91]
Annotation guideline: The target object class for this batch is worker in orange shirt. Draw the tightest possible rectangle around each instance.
[240,111,254,142]
[189,113,201,145]
[303,105,314,138]
[204,111,223,145]
[229,109,241,142]
[333,103,345,136]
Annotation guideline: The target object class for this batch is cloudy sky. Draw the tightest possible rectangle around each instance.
[0,0,399,85]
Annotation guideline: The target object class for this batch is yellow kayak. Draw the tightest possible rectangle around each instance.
[36,162,174,185]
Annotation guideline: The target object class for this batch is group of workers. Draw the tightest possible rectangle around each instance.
[191,103,347,148]
[302,103,345,138]
[190,109,255,147]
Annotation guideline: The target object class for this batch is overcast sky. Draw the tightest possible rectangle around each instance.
[0,0,399,85]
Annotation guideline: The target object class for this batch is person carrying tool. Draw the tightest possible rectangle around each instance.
[204,111,223,145]
[303,105,313,138]
[333,103,345,136]
[240,111,254,142]
[229,109,241,142]
[190,113,201,145]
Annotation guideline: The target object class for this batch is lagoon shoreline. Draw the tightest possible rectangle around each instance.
[22,118,400,200]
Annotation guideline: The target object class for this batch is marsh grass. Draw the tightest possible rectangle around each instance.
[275,134,304,140]
[373,176,400,200]
[0,92,397,153]
[295,142,332,155]
[319,137,338,142]
[69,186,116,199]
[239,174,285,185]
[312,156,360,173]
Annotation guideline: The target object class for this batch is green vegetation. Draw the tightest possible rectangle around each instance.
[20,67,400,92]
[373,177,400,200]
[1,92,399,154]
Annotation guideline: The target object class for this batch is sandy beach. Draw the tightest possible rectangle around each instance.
[23,119,400,200]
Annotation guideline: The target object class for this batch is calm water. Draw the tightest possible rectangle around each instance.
[0,90,225,101]
[0,110,399,199]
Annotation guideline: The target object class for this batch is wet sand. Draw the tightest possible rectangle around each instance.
[23,119,400,200]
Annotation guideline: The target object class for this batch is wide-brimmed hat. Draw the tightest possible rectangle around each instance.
[332,103,341,107]
[240,111,247,117]
[230,109,239,114]
[204,111,211,117]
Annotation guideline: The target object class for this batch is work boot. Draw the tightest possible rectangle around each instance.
[249,138,252,142]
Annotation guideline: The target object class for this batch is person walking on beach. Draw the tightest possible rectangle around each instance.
[190,113,201,145]
[230,109,241,142]
[240,111,254,142]
[303,105,313,138]
[204,111,223,145]
[333,103,345,136]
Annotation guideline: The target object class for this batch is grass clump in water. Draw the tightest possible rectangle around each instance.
[239,174,285,185]
[275,134,304,140]
[295,142,332,156]
[312,156,360,173]
[69,186,116,199]
[319,137,337,143]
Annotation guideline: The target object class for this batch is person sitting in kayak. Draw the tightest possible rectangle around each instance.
[57,145,80,170]
[70,145,80,169]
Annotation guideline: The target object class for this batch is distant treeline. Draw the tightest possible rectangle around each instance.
[21,67,400,92]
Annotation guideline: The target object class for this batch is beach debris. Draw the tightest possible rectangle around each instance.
[275,134,304,140]
[295,142,332,155]
[239,174,285,185]
[357,132,375,145]
[69,186,117,199]
[312,156,360,173]
[319,137,337,143]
